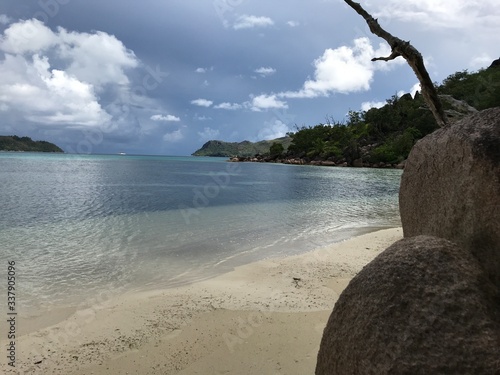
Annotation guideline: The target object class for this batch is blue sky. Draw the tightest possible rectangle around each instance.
[0,0,498,155]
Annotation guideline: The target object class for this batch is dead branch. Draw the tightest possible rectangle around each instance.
[371,50,401,62]
[344,0,448,127]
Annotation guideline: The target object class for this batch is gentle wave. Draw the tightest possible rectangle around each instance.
[0,154,401,315]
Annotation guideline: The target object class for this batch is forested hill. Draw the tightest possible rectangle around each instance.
[280,64,500,166]
[196,62,499,166]
[192,137,292,157]
[0,136,63,152]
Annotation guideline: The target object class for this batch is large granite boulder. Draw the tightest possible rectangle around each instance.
[399,108,500,287]
[316,236,500,374]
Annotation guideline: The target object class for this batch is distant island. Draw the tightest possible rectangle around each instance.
[192,137,292,157]
[0,136,63,153]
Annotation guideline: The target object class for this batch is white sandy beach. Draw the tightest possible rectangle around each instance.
[1,228,402,375]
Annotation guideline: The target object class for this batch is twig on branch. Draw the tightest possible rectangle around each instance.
[344,0,448,127]
[371,50,401,62]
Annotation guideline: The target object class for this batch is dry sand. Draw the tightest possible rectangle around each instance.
[1,227,402,375]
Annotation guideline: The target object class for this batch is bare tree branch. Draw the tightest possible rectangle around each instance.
[372,50,401,62]
[344,0,448,127]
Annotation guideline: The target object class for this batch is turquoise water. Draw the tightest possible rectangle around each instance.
[0,152,402,315]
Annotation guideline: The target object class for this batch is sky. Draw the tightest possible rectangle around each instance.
[0,0,498,155]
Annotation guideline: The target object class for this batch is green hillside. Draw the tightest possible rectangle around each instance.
[0,136,63,153]
[192,136,292,157]
[282,63,499,165]
[197,62,499,165]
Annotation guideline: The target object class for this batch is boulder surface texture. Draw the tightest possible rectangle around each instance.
[315,236,500,375]
[400,107,500,287]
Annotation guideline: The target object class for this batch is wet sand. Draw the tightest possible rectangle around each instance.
[1,228,402,374]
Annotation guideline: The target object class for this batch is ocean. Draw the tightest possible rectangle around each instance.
[0,152,402,315]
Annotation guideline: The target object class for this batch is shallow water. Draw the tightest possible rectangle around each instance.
[0,153,401,315]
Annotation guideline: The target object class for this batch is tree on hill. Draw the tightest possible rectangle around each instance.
[438,68,500,110]
[269,142,284,158]
[0,136,63,152]
[280,60,496,166]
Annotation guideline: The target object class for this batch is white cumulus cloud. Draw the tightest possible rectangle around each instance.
[250,94,288,112]
[234,15,274,30]
[369,0,500,30]
[257,120,290,140]
[195,67,213,73]
[214,102,242,110]
[0,19,58,54]
[150,114,180,122]
[410,83,421,97]
[56,28,138,87]
[361,101,386,112]
[0,19,138,86]
[254,67,276,76]
[191,98,213,107]
[0,53,111,126]
[0,18,140,129]
[279,38,403,99]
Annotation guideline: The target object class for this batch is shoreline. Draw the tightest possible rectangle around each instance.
[1,227,402,374]
[228,156,406,169]
[10,225,397,330]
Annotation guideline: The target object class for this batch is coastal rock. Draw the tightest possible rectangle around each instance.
[439,94,478,123]
[316,236,500,375]
[395,160,406,169]
[352,158,363,167]
[400,108,500,287]
[321,161,336,166]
